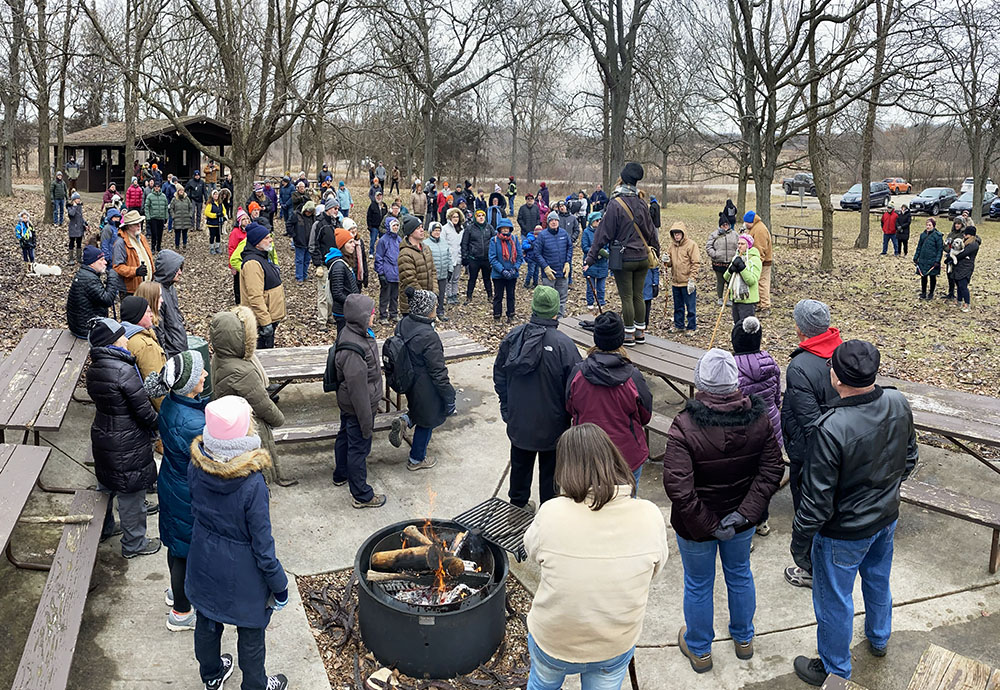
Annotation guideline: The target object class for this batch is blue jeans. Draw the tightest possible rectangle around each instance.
[527,633,634,690]
[675,528,756,656]
[369,228,380,255]
[524,260,539,287]
[586,275,607,306]
[672,286,697,330]
[294,246,309,281]
[881,234,899,255]
[52,198,65,224]
[333,413,374,501]
[508,195,516,216]
[812,521,895,679]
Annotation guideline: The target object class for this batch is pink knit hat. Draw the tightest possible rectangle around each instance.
[204,396,252,441]
[739,233,754,249]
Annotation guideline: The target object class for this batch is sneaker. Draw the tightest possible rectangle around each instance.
[755,520,771,536]
[265,675,288,690]
[407,457,437,471]
[677,626,712,673]
[507,315,515,323]
[353,494,387,509]
[493,316,501,323]
[624,333,636,347]
[205,654,235,690]
[389,415,405,448]
[793,656,827,686]
[784,565,813,588]
[123,538,161,559]
[144,499,158,515]
[438,314,449,322]
[734,638,754,660]
[380,318,390,325]
[166,609,197,631]
[961,307,970,313]
[165,588,174,607]
[100,523,123,543]
[868,639,887,657]
[942,294,953,300]
[717,298,724,306]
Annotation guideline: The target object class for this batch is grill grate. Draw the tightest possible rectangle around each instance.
[453,498,532,562]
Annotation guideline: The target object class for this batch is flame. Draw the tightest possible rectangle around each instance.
[421,487,449,603]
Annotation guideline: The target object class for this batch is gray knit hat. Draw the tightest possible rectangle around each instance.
[694,348,739,394]
[144,349,205,398]
[547,211,560,223]
[405,286,437,318]
[793,299,831,338]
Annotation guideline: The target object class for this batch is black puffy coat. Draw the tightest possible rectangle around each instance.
[952,236,980,282]
[780,332,842,466]
[86,346,158,493]
[493,317,581,451]
[793,387,917,541]
[326,250,360,317]
[461,221,494,263]
[66,266,118,338]
[398,314,455,429]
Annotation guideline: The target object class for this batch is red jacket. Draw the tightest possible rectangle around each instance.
[125,184,144,209]
[566,353,652,470]
[881,210,897,235]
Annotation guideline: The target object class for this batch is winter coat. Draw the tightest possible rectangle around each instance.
[51,178,69,200]
[336,187,353,213]
[335,296,384,438]
[374,229,401,281]
[663,390,784,542]
[706,227,739,268]
[157,392,207,557]
[291,189,311,214]
[162,180,175,204]
[241,245,286,328]
[665,225,701,287]
[397,242,436,314]
[489,232,523,279]
[557,211,581,244]
[66,266,117,338]
[517,203,541,237]
[325,247,360,317]
[143,190,169,221]
[746,218,773,264]
[781,328,843,465]
[952,236,980,282]
[246,194,274,224]
[581,226,609,278]
[538,184,550,206]
[589,189,609,211]
[153,250,188,357]
[649,200,661,229]
[586,190,660,265]
[102,188,119,208]
[228,227,247,264]
[493,317,581,451]
[534,226,573,277]
[292,211,314,249]
[397,314,455,428]
[793,387,918,543]
[124,323,166,410]
[15,220,35,249]
[204,200,227,228]
[734,351,782,446]
[184,177,206,203]
[722,247,762,304]
[913,229,944,276]
[86,345,158,493]
[169,195,194,230]
[643,267,660,301]
[462,221,495,263]
[896,209,912,239]
[112,228,155,295]
[279,182,294,210]
[100,210,121,261]
[880,210,897,235]
[67,203,87,238]
[443,221,464,269]
[423,235,452,280]
[566,352,652,470]
[125,184,144,209]
[408,191,426,217]
[309,214,338,266]
[366,200,387,231]
[186,441,287,629]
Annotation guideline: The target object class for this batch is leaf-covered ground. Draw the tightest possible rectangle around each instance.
[2,183,998,398]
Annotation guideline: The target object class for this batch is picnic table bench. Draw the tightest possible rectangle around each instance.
[906,643,1000,690]
[776,225,823,247]
[1,443,53,570]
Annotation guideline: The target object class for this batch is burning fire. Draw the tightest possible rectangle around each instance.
[422,488,450,602]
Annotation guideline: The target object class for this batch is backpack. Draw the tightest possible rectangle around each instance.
[323,341,368,393]
[382,333,415,394]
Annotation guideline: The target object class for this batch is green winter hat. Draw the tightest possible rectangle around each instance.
[531,286,560,320]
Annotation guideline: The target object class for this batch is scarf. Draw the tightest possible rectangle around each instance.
[499,233,517,262]
[612,184,639,198]
[343,246,364,284]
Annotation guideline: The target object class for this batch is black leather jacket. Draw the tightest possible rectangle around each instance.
[793,386,918,541]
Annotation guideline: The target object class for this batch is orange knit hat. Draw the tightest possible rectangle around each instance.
[335,227,353,249]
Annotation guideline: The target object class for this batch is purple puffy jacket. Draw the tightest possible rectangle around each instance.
[734,351,783,446]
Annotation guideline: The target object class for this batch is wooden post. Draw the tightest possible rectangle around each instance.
[990,529,998,575]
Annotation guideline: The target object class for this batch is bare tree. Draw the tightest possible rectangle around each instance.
[0,0,25,197]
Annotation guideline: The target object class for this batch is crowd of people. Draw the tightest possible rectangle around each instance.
[57,160,930,689]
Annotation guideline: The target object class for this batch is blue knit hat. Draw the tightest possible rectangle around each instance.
[743,211,756,223]
[246,222,269,247]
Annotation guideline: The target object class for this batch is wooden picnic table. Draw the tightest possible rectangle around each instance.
[0,443,53,571]
[777,225,823,247]
[0,329,90,446]
[906,644,1000,690]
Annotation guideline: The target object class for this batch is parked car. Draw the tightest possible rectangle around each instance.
[909,187,958,216]
[990,196,1000,220]
[960,177,998,195]
[882,177,912,194]
[782,172,816,195]
[948,191,997,220]
[839,182,891,210]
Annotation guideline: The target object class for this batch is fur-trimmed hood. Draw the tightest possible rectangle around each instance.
[190,435,272,482]
[210,305,257,361]
[682,390,766,428]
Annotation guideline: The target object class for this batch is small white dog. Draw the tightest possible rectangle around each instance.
[30,262,62,277]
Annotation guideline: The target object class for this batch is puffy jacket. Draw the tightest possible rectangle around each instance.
[125,184,144,209]
[374,228,401,281]
[86,345,158,493]
[279,182,294,209]
[204,200,227,228]
[586,191,660,265]
[734,350,782,446]
[143,190,169,220]
[517,203,540,237]
[153,250,188,357]
[746,218,773,264]
[443,222,464,269]
[706,227,739,268]
[336,187,353,212]
[462,221,495,263]
[566,352,652,470]
[186,441,287,629]
[51,178,69,200]
[793,386,918,541]
[781,328,843,466]
[157,392,207,557]
[722,248,762,304]
[67,203,87,238]
[325,247,360,317]
[423,235,451,280]
[228,227,247,264]
[663,391,784,541]
[952,235,980,282]
[494,317,581,451]
[581,226,609,278]
[309,214,338,266]
[896,209,912,238]
[124,323,166,410]
[66,266,118,338]
[534,226,573,277]
[112,228,155,295]
[489,232,523,279]
[293,211,314,249]
[880,210,897,235]
[335,295,384,437]
[169,195,194,230]
[184,177,206,203]
[665,223,701,286]
[397,314,455,429]
[241,245,286,327]
[913,229,944,276]
[397,242,436,314]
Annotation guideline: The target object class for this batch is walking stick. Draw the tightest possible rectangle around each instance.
[585,276,603,314]
[707,296,728,349]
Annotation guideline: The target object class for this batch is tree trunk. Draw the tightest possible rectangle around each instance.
[660,149,668,206]
[608,74,630,186]
[0,102,14,196]
[753,163,774,231]
[421,102,434,181]
[854,0,888,249]
[54,0,73,179]
[736,147,749,215]
[37,115,51,223]
[602,80,611,191]
[807,7,835,272]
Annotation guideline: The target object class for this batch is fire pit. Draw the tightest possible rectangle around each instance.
[355,518,510,679]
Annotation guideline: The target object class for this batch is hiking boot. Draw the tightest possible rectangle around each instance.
[756,520,771,536]
[380,317,390,325]
[438,314,449,322]
[507,315,515,323]
[353,494,387,509]
[677,626,712,673]
[332,476,348,487]
[165,588,174,607]
[144,499,158,515]
[793,656,827,686]
[734,638,754,660]
[205,654,235,689]
[868,639,887,657]
[389,415,405,448]
[634,331,646,344]
[100,523,123,543]
[166,609,197,632]
[265,675,288,690]
[123,537,162,559]
[784,565,813,588]
[407,457,437,471]
[493,316,502,323]
[624,333,636,347]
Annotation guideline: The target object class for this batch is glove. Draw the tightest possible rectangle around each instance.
[502,269,514,280]
[712,524,736,542]
[314,265,326,278]
[271,589,288,611]
[543,266,555,281]
[258,323,275,339]
[562,262,570,277]
[790,530,813,573]
[720,511,750,530]
[598,248,609,259]
[730,255,746,273]
[134,264,148,277]
[687,279,696,294]
[462,257,470,267]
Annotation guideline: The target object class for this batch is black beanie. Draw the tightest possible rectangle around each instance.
[120,296,149,325]
[621,162,644,186]
[593,312,625,351]
[832,340,880,388]
[731,316,762,354]
[401,214,423,237]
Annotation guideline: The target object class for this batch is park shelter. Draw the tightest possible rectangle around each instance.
[51,116,232,193]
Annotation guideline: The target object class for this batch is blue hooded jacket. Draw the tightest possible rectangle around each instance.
[279,181,294,209]
[581,219,609,278]
[100,209,122,263]
[374,222,401,282]
[157,392,208,557]
[488,222,524,278]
